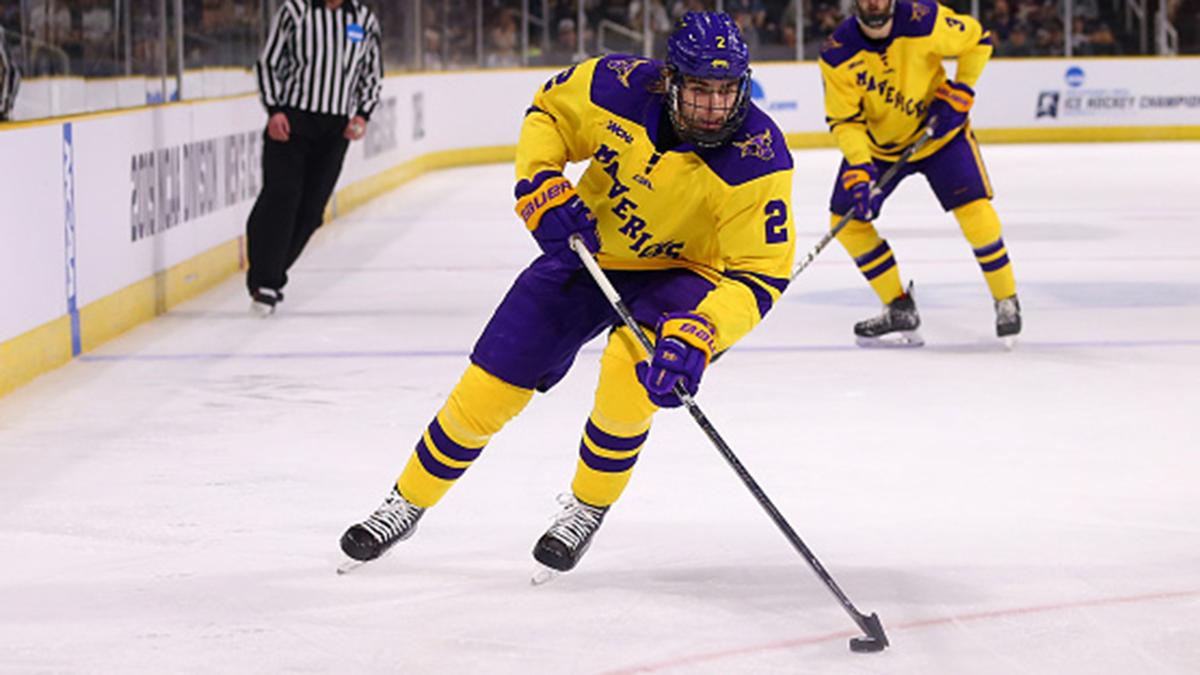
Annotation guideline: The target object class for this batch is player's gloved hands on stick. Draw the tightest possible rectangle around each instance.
[515,171,600,268]
[636,312,716,408]
[926,80,974,139]
[841,163,883,221]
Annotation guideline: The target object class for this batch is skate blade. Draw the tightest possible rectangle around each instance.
[336,559,367,575]
[1001,335,1017,350]
[530,565,561,586]
[250,301,275,318]
[855,331,924,349]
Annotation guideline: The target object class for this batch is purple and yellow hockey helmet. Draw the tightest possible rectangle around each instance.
[665,12,752,147]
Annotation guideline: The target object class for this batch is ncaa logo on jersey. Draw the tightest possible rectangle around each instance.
[606,120,634,144]
[347,23,365,42]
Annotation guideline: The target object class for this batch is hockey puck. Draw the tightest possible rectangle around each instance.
[849,636,886,653]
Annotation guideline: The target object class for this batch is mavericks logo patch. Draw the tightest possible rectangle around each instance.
[606,57,649,88]
[733,128,775,161]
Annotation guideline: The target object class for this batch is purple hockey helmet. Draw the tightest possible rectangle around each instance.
[665,12,752,147]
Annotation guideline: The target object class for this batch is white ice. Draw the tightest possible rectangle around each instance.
[2,143,1199,674]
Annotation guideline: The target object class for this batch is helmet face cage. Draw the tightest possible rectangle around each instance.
[854,0,896,29]
[665,12,752,148]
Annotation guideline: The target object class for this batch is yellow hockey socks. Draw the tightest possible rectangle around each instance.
[397,364,533,508]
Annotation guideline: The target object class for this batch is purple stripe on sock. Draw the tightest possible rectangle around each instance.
[854,241,891,267]
[427,418,483,463]
[579,441,640,473]
[980,254,1011,272]
[974,239,1005,258]
[585,419,648,452]
[415,438,466,480]
[863,256,896,280]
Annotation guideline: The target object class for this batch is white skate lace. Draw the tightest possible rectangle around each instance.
[361,489,423,544]
[996,297,1019,321]
[545,493,604,549]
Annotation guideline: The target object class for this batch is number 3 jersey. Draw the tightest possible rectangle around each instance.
[516,55,796,352]
[819,0,993,164]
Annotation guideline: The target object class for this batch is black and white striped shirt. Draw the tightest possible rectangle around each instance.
[256,0,382,119]
[0,34,18,120]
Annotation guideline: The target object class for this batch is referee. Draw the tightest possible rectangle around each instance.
[246,0,382,315]
[0,30,18,122]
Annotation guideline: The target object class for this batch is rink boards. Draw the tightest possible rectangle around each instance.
[1,57,1198,396]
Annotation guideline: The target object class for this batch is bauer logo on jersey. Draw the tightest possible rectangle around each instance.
[733,129,775,161]
[347,23,365,43]
[606,57,648,88]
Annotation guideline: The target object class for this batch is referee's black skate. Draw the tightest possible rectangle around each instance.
[250,287,283,317]
[854,282,923,348]
[995,294,1021,347]
[339,485,425,572]
[531,493,608,585]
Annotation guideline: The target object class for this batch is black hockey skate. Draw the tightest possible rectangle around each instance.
[995,294,1021,345]
[854,282,923,348]
[339,485,425,569]
[250,287,283,317]
[531,494,608,584]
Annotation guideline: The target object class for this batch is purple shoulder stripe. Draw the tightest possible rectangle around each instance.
[589,54,663,123]
[697,106,793,187]
[892,0,939,38]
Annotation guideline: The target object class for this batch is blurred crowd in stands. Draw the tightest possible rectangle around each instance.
[0,0,1196,81]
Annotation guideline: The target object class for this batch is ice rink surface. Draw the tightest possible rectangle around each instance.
[2,142,1198,674]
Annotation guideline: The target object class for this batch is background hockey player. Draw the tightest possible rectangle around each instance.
[819,0,1021,346]
[340,12,795,577]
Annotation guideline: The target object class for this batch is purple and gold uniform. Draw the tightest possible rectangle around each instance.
[820,0,1017,306]
[394,54,795,510]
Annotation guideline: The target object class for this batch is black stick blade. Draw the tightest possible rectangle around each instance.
[849,612,889,653]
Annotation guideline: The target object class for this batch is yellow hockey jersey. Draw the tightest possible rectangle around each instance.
[819,0,993,163]
[516,55,796,352]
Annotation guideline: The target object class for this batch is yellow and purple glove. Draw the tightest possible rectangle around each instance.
[515,171,599,266]
[841,163,883,221]
[927,80,974,139]
[636,312,716,408]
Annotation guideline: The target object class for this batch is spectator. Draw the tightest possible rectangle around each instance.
[998,21,1034,56]
[629,0,672,35]
[80,0,116,76]
[486,8,520,67]
[543,17,583,64]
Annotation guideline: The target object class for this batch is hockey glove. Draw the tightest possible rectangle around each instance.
[636,312,716,408]
[515,171,600,266]
[927,80,974,139]
[841,163,883,221]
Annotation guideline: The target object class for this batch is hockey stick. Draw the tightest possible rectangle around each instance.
[791,123,937,282]
[568,236,889,653]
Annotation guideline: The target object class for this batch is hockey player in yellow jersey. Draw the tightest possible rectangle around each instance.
[340,12,795,577]
[820,0,1021,346]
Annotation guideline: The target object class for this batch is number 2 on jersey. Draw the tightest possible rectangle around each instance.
[764,200,788,244]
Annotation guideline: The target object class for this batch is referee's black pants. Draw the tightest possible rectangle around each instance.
[246,109,350,294]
